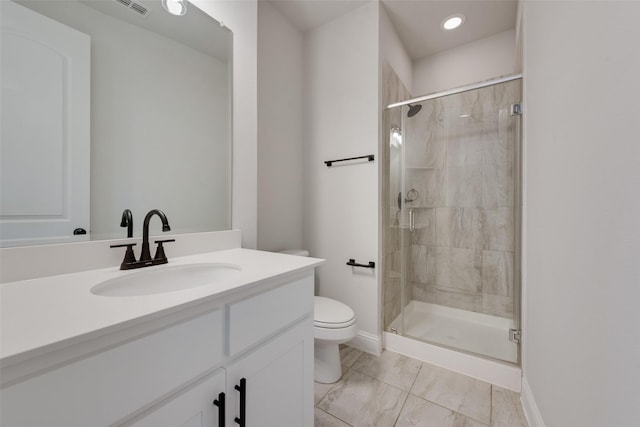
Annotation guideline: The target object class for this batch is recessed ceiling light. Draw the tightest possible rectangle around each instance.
[162,0,187,16]
[441,14,466,31]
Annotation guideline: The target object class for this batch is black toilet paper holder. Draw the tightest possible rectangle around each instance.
[346,259,375,269]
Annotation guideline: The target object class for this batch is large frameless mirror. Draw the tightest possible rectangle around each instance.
[1,0,232,247]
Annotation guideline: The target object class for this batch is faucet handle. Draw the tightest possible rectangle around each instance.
[110,243,137,269]
[153,239,175,262]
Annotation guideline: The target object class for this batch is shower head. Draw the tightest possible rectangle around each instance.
[407,103,422,118]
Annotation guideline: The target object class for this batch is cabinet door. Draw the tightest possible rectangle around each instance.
[1,1,90,246]
[131,369,226,427]
[226,318,314,427]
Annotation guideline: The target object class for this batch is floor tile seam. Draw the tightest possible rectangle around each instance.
[407,361,423,394]
[314,374,346,409]
[314,386,331,408]
[344,348,366,369]
[314,365,395,412]
[348,365,414,393]
[349,350,423,392]
[406,391,491,427]
[489,384,494,426]
[489,386,529,427]
[315,407,354,427]
[391,390,411,427]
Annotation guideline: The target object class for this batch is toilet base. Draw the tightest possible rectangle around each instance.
[314,342,342,384]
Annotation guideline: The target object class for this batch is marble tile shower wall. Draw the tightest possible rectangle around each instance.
[404,80,521,318]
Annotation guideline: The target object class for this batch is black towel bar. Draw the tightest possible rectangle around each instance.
[346,259,375,269]
[325,154,374,167]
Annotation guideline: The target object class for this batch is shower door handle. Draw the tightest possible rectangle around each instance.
[409,209,415,232]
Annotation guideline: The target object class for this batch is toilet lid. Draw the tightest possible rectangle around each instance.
[314,296,356,328]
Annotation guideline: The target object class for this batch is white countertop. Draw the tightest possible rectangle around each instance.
[1,248,324,365]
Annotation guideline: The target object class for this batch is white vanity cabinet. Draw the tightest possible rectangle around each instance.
[0,273,314,427]
[131,369,227,427]
[225,319,312,427]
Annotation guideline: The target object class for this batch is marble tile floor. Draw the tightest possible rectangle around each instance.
[315,346,528,427]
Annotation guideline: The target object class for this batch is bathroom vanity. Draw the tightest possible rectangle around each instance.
[0,248,323,427]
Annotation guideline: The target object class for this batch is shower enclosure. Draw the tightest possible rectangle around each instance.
[383,76,522,364]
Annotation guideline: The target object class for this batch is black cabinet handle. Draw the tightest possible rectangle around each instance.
[213,392,225,427]
[234,378,246,426]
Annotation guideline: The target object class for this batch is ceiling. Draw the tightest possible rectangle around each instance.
[266,0,369,33]
[81,0,231,61]
[268,0,518,61]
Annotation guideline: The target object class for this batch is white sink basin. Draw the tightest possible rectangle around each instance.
[91,263,242,297]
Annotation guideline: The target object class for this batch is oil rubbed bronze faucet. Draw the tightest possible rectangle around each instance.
[140,209,171,262]
[110,209,174,270]
[120,209,133,238]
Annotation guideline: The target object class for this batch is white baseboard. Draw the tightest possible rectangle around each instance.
[384,332,522,392]
[521,376,546,427]
[348,331,381,356]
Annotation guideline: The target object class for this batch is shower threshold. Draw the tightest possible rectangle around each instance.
[388,300,518,364]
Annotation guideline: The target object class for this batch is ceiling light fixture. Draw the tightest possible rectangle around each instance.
[441,14,465,30]
[162,0,187,16]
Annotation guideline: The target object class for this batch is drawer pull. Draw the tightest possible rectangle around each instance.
[213,392,225,427]
[234,378,246,426]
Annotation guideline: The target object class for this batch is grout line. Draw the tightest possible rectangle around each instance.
[339,347,496,426]
[349,351,423,393]
[346,367,406,393]
[344,346,365,369]
[408,361,423,393]
[490,384,494,426]
[314,382,332,407]
[392,391,410,427]
[406,368,492,426]
[404,393,491,427]
[315,407,354,427]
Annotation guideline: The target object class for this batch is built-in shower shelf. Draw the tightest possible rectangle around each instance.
[391,224,427,230]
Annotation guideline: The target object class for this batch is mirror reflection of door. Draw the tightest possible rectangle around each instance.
[1,1,90,247]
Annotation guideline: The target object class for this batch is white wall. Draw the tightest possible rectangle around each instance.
[413,29,517,96]
[256,1,304,251]
[522,2,640,426]
[379,4,412,94]
[303,2,380,351]
[192,0,258,249]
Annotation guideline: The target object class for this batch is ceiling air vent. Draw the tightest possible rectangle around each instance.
[114,0,150,17]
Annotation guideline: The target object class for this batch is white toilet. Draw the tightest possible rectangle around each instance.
[279,250,359,384]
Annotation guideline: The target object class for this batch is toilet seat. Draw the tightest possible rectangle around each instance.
[315,317,357,329]
[314,296,356,329]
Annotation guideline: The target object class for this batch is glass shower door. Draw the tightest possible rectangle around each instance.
[396,79,522,364]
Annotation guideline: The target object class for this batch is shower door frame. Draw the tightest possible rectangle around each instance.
[385,73,523,366]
